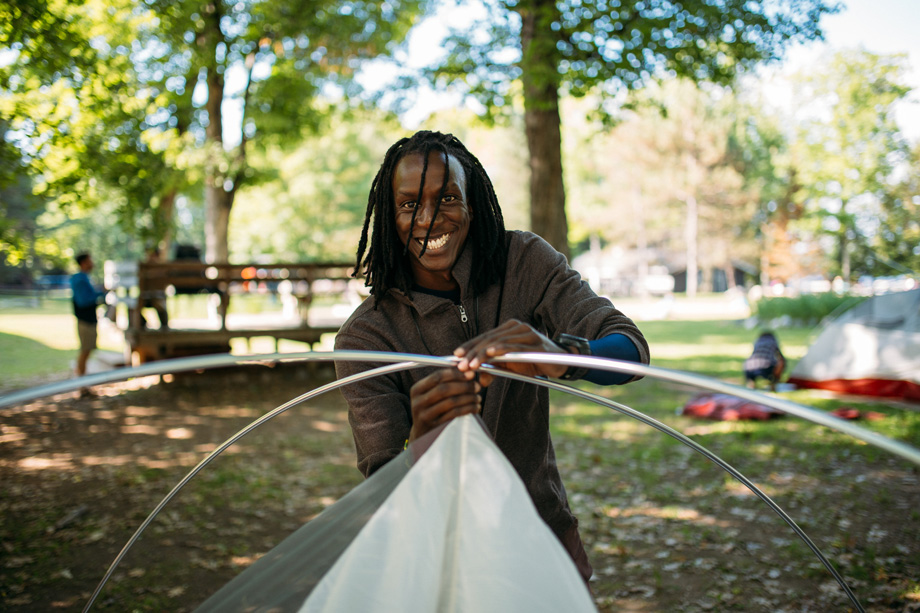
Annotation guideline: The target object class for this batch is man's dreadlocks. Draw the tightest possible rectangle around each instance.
[353,131,507,305]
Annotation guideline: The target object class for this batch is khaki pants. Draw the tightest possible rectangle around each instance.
[77,320,97,352]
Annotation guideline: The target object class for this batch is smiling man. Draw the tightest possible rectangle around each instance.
[334,130,650,582]
[392,149,472,291]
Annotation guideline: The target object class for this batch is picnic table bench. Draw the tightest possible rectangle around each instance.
[104,260,361,364]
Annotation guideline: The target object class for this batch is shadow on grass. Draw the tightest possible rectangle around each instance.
[0,363,362,612]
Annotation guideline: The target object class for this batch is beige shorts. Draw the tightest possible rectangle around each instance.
[77,320,97,352]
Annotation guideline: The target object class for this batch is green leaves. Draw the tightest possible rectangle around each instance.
[430,0,841,112]
[789,50,913,279]
[2,0,426,265]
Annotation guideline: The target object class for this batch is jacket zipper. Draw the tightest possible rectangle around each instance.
[457,300,485,415]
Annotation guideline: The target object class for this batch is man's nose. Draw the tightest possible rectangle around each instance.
[415,201,439,226]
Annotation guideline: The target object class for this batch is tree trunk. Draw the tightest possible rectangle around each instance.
[760,222,771,288]
[725,262,737,289]
[839,227,851,282]
[158,189,176,255]
[685,193,699,297]
[205,187,232,264]
[633,185,648,297]
[202,3,232,264]
[519,0,569,259]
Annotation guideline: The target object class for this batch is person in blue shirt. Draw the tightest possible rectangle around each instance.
[70,253,107,394]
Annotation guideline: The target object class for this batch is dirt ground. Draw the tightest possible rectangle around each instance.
[1,364,919,612]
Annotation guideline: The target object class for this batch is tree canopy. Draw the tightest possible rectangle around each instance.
[1,0,424,263]
[425,0,841,256]
[789,49,913,280]
[2,2,916,292]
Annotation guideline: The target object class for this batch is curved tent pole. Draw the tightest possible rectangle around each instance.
[70,352,885,613]
[494,353,920,467]
[0,353,301,410]
[3,351,918,468]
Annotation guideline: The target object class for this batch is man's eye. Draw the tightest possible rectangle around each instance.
[399,201,417,209]
[442,195,457,203]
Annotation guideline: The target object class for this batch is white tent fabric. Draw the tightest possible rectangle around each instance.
[299,415,596,612]
[788,289,920,401]
[195,414,596,612]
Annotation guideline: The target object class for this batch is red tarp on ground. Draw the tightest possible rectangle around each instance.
[680,394,785,421]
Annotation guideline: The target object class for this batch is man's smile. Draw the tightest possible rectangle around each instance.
[417,232,452,252]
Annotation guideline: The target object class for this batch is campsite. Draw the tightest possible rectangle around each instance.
[2,300,919,612]
[3,0,920,610]
[788,289,920,402]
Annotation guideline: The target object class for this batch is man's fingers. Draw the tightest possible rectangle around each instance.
[411,369,481,426]
[417,379,481,401]
[429,396,482,426]
[457,324,542,370]
[416,392,481,426]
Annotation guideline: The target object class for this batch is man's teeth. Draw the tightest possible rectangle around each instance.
[421,233,450,250]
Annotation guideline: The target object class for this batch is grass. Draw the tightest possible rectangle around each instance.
[639,319,816,377]
[0,295,322,391]
[0,296,125,387]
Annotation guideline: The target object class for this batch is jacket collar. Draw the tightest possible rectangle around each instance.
[389,239,474,316]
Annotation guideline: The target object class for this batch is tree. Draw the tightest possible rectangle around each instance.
[789,49,912,281]
[428,0,839,257]
[566,80,760,295]
[723,87,813,288]
[0,174,42,283]
[230,111,401,262]
[1,0,181,253]
[853,142,920,277]
[231,107,532,263]
[1,0,423,263]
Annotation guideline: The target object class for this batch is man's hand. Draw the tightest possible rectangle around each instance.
[409,368,481,442]
[453,319,572,386]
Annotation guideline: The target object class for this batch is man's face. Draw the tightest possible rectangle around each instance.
[392,151,471,291]
[81,257,94,272]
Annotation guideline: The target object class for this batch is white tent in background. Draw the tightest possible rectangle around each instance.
[196,415,597,613]
[788,289,920,402]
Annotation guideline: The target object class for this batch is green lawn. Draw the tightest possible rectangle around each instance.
[549,317,918,463]
[543,319,920,611]
[639,319,816,379]
[0,294,306,390]
[4,297,914,457]
[0,296,124,389]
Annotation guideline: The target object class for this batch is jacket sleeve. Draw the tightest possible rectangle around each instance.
[510,232,650,379]
[334,321,412,477]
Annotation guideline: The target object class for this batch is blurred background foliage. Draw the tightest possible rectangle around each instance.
[0,0,917,293]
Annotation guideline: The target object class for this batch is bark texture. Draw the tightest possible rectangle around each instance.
[519,0,570,259]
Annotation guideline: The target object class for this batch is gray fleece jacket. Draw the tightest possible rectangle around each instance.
[334,230,650,538]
